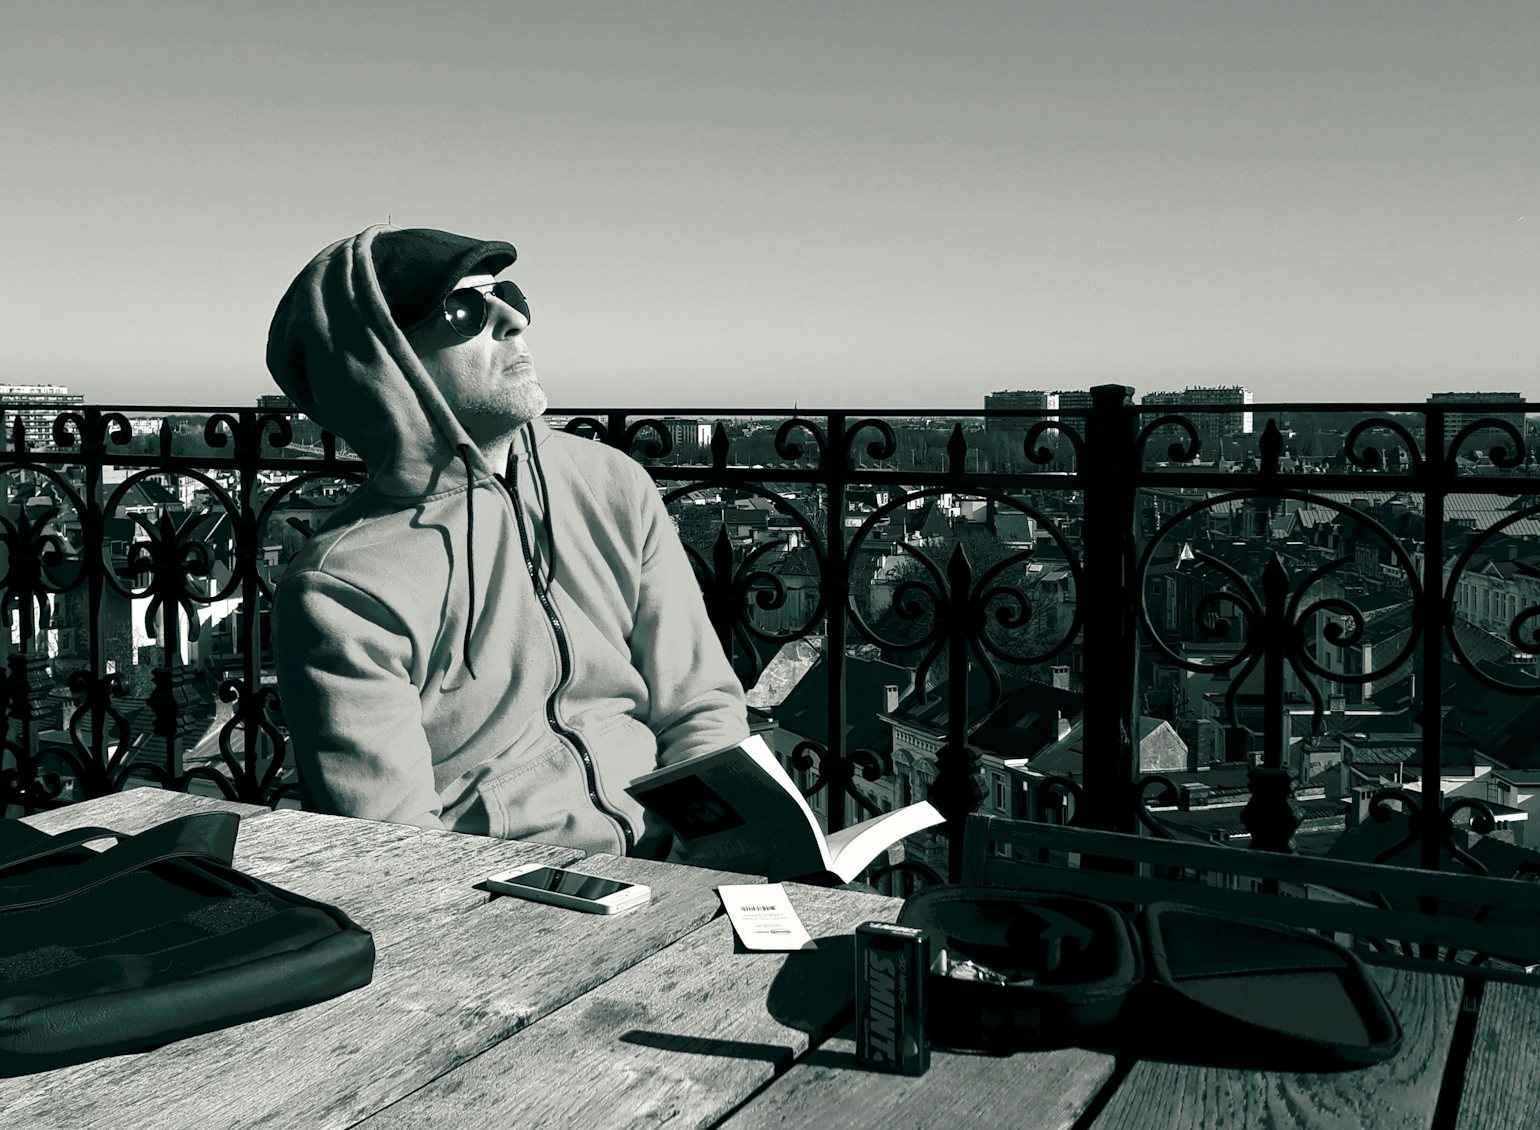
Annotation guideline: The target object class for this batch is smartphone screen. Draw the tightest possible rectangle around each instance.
[498,867,635,901]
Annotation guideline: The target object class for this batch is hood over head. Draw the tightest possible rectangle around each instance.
[266,225,555,682]
[265,224,519,496]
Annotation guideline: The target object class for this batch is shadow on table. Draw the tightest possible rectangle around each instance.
[623,930,1386,1077]
[618,932,858,1067]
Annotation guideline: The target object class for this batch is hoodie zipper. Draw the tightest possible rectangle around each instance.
[497,461,635,853]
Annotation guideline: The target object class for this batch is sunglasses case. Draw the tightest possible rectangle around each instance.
[895,885,1403,1070]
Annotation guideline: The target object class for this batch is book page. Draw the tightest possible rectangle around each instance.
[626,736,828,878]
[821,802,945,884]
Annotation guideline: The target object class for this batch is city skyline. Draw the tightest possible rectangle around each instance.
[5,379,1534,417]
[4,3,1538,408]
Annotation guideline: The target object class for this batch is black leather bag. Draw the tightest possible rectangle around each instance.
[897,885,1402,1071]
[0,810,376,1076]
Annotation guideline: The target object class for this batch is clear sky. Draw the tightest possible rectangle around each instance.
[4,1,1537,409]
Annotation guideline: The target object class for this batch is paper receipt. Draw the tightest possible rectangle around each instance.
[718,883,817,951]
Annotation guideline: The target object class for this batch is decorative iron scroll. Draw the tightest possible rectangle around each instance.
[0,406,369,813]
[1443,499,1540,694]
[1135,487,1424,735]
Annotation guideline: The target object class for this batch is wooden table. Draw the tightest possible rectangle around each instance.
[5,789,1539,1129]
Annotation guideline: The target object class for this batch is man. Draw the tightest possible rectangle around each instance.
[265,225,749,856]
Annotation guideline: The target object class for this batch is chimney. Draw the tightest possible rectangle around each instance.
[883,684,899,712]
[1348,784,1376,828]
[1056,711,1071,741]
[1051,665,1070,691]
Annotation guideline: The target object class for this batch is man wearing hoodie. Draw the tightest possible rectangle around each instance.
[265,225,749,857]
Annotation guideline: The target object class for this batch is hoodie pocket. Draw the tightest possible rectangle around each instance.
[477,740,598,847]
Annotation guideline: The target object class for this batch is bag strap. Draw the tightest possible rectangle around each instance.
[0,811,241,913]
[0,825,132,873]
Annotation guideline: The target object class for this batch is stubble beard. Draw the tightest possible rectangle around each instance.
[501,369,548,425]
[414,332,549,448]
[466,368,548,443]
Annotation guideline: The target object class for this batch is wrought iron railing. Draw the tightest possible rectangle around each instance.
[2,391,1538,908]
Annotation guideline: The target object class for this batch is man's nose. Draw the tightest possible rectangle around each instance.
[490,301,527,338]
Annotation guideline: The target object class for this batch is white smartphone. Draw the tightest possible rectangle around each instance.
[485,864,652,915]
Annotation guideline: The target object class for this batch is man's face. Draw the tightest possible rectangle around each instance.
[407,272,547,445]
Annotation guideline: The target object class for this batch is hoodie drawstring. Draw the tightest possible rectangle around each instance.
[457,427,556,683]
[525,422,558,592]
[457,443,479,680]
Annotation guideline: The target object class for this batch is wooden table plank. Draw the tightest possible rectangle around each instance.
[2,795,741,1130]
[722,1037,1115,1130]
[20,785,268,832]
[200,806,584,932]
[1089,967,1462,1130]
[1455,979,1540,1130]
[353,882,901,1129]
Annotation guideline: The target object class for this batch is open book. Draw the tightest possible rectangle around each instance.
[624,735,944,884]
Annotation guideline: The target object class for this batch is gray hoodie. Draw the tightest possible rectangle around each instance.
[265,225,748,854]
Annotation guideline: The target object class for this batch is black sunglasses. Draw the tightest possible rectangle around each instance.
[414,280,531,338]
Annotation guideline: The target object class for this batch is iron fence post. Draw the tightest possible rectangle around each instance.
[1241,553,1301,865]
[824,413,852,835]
[1079,384,1140,837]
[1421,408,1448,953]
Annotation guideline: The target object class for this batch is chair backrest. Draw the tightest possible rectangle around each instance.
[963,813,1540,981]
